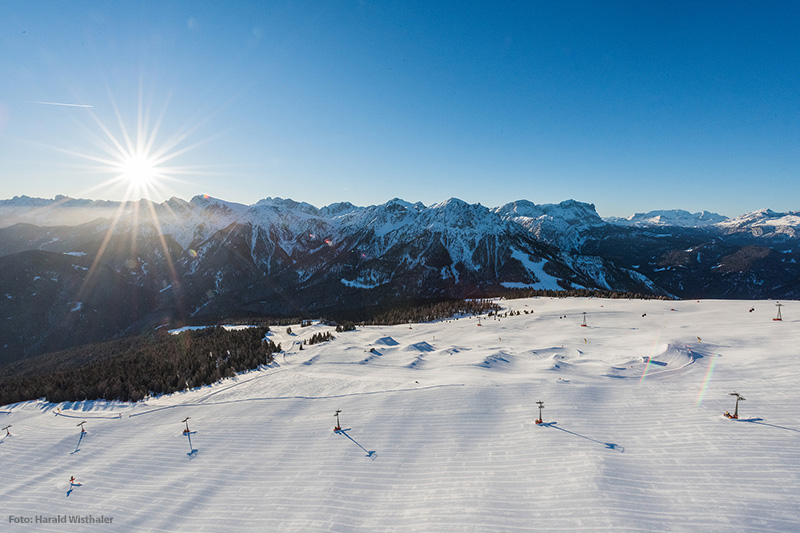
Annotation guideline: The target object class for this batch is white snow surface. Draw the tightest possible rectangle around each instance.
[510,248,562,290]
[2,298,800,531]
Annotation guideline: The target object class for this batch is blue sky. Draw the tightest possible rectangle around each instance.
[1,1,798,218]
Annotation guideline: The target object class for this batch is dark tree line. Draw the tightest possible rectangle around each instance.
[305,331,334,345]
[0,299,498,406]
[365,299,500,325]
[0,326,279,405]
[500,288,672,301]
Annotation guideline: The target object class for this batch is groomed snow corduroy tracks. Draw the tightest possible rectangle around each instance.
[2,298,799,531]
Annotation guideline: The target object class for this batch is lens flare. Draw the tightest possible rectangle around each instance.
[639,332,662,384]
[696,353,719,405]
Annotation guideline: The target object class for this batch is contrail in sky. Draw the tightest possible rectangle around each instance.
[29,101,93,108]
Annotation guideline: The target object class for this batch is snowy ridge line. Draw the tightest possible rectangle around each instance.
[128,383,465,417]
[53,411,123,420]
[191,366,287,403]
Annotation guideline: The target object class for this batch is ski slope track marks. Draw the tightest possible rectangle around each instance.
[2,298,800,531]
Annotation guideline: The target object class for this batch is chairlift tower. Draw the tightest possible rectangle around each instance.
[181,417,198,456]
[77,421,87,434]
[2,425,11,437]
[334,409,342,432]
[535,401,545,425]
[774,302,783,321]
[725,392,745,419]
[581,312,587,327]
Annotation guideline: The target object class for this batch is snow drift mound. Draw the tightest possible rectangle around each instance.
[478,352,513,369]
[605,343,700,379]
[406,341,435,352]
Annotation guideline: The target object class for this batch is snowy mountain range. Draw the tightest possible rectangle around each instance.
[0,195,798,363]
[604,209,729,228]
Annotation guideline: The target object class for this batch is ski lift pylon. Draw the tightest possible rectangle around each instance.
[773,302,783,321]
[535,401,545,425]
[725,392,745,419]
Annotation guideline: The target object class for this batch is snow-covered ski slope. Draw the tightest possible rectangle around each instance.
[2,298,799,532]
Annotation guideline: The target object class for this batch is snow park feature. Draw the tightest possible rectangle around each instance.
[725,392,746,420]
[2,297,800,530]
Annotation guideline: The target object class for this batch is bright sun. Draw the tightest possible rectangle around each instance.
[62,85,211,203]
[118,153,158,186]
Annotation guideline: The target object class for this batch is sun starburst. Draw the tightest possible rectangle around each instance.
[50,82,220,318]
[117,152,158,189]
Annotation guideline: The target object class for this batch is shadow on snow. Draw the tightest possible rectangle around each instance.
[336,428,377,460]
[736,418,800,433]
[66,481,82,497]
[70,431,87,455]
[540,421,624,452]
[183,430,198,458]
